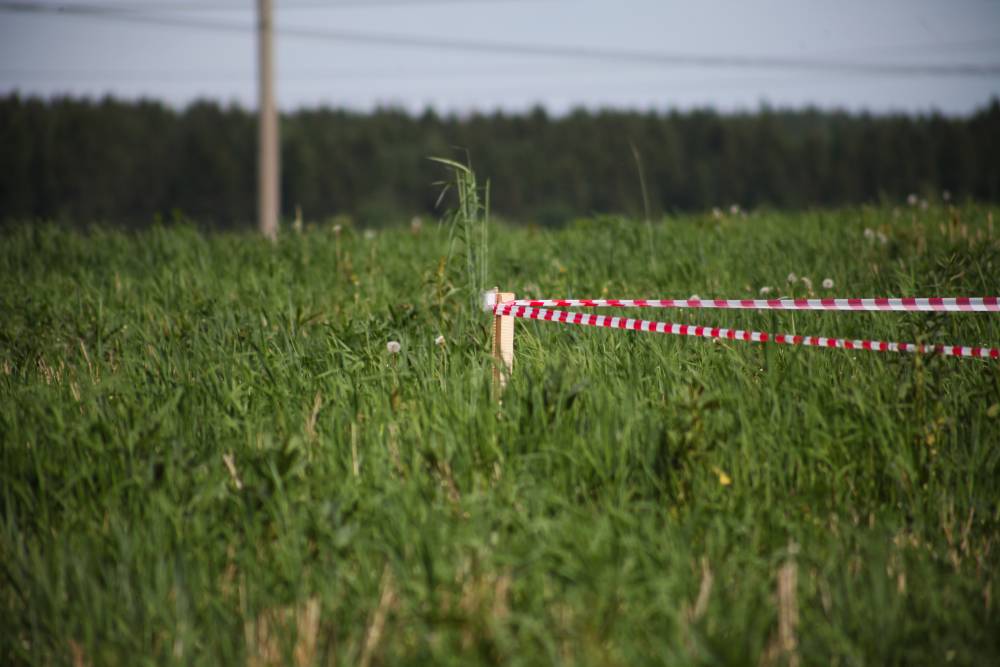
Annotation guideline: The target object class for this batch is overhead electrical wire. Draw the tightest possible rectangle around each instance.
[0,65,878,93]
[0,0,554,11]
[1,0,999,78]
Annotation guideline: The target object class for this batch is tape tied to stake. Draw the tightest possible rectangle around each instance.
[492,298,1000,360]
[505,296,1000,312]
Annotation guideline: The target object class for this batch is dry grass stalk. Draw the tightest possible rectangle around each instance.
[246,598,321,667]
[761,542,799,667]
[359,567,397,667]
[68,639,90,667]
[437,461,462,508]
[454,562,512,650]
[294,598,321,667]
[776,557,799,667]
[222,452,243,490]
[941,502,975,572]
[492,570,512,621]
[36,356,65,385]
[305,392,322,442]
[691,556,714,621]
[681,556,714,656]
[387,423,405,477]
[350,421,360,477]
[78,339,97,382]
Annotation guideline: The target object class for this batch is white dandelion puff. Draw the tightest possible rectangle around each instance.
[689,294,701,301]
[434,335,445,346]
[787,272,798,284]
[801,277,813,291]
[759,286,772,295]
[907,193,918,206]
[386,341,401,354]
[863,228,875,240]
[822,278,834,290]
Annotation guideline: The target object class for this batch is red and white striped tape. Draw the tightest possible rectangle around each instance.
[495,303,1000,360]
[508,296,1000,312]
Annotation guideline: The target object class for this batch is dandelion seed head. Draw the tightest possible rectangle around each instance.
[787,272,798,284]
[759,286,772,295]
[822,278,834,289]
[801,277,813,291]
[386,340,401,354]
[907,193,918,206]
[434,335,445,346]
[863,228,875,240]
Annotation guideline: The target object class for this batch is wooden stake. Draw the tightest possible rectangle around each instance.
[491,287,515,394]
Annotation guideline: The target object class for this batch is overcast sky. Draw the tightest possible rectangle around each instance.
[1,0,998,115]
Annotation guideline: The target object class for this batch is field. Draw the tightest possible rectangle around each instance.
[2,200,1000,665]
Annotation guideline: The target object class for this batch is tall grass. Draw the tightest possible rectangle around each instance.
[1,203,999,665]
[432,156,490,297]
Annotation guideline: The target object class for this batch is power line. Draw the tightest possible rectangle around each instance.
[0,64,598,80]
[4,61,993,84]
[812,36,1000,58]
[2,1,999,78]
[0,67,881,89]
[0,0,551,11]
[277,25,1000,78]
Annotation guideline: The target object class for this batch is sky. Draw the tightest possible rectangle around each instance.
[1,0,998,116]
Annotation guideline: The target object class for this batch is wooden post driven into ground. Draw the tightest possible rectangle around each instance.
[492,288,515,394]
[257,0,279,240]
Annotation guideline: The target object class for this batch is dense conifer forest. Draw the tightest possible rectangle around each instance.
[2,94,998,227]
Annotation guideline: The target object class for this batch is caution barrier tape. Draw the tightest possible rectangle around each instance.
[495,303,1000,360]
[508,296,1000,312]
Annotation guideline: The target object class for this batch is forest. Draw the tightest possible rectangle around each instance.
[2,94,999,228]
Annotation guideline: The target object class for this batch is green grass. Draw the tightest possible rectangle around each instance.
[2,204,1000,666]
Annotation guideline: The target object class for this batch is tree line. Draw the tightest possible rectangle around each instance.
[2,94,998,228]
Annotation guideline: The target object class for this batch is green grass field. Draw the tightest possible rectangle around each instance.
[3,203,1000,665]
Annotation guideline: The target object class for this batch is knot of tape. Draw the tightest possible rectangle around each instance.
[481,290,497,311]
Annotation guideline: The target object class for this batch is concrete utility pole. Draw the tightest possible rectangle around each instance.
[257,0,279,240]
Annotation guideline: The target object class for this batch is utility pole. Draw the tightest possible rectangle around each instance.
[257,0,279,240]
